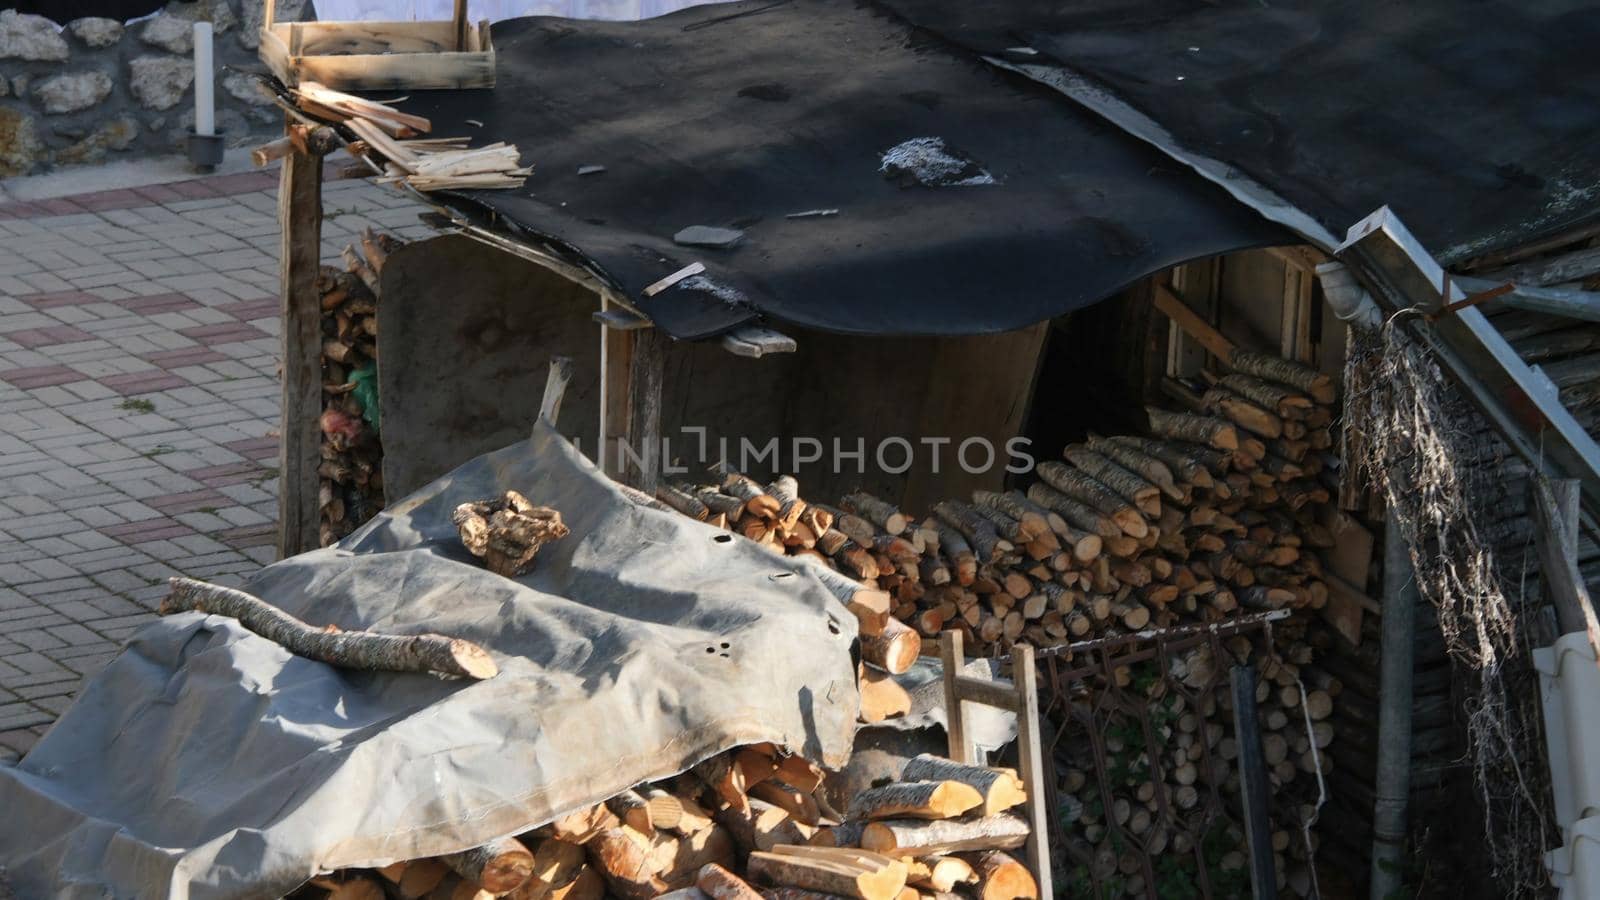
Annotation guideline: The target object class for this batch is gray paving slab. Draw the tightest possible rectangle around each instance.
[0,177,433,764]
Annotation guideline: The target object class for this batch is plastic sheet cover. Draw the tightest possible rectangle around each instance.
[0,422,860,899]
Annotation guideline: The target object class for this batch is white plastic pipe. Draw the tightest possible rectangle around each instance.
[194,22,215,136]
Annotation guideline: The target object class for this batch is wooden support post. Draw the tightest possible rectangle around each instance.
[624,326,666,493]
[452,0,469,50]
[538,355,574,431]
[940,630,972,764]
[1010,643,1053,900]
[938,631,1053,899]
[277,114,323,559]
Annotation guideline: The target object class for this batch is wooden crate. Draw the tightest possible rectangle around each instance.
[259,0,495,91]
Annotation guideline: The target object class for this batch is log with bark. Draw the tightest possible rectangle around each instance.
[161,577,498,679]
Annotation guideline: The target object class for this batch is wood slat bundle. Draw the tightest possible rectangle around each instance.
[290,81,530,192]
[284,747,1036,900]
[318,228,395,547]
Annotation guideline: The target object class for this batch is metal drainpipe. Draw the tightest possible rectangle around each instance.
[1370,510,1417,899]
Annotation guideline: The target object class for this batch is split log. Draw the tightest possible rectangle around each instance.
[908,857,976,893]
[1229,349,1336,404]
[898,756,1027,816]
[861,617,922,674]
[1203,386,1283,439]
[607,789,656,835]
[1108,436,1215,489]
[746,850,907,900]
[749,781,822,827]
[766,476,808,529]
[859,664,912,723]
[522,839,588,898]
[1086,435,1182,501]
[846,780,983,821]
[1024,483,1121,539]
[550,804,620,844]
[933,501,1010,562]
[966,851,1036,900]
[441,836,535,894]
[775,754,827,793]
[1144,407,1240,451]
[1218,374,1313,418]
[842,491,909,535]
[1063,447,1161,516]
[658,484,711,520]
[694,755,750,814]
[860,814,1029,855]
[160,577,498,680]
[586,827,667,900]
[724,475,782,519]
[808,821,866,849]
[1035,463,1148,538]
[698,863,765,900]
[971,491,1049,542]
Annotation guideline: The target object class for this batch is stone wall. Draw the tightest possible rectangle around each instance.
[0,0,308,176]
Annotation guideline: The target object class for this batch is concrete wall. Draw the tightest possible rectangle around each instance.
[0,0,306,176]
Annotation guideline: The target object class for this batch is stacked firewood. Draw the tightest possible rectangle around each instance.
[317,228,397,547]
[285,747,1036,900]
[650,349,1343,896]
[1050,626,1335,898]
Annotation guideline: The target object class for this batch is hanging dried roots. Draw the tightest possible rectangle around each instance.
[1344,319,1554,896]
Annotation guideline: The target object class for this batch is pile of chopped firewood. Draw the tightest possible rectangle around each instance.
[648,349,1344,897]
[292,81,530,192]
[285,748,1038,900]
[318,228,396,547]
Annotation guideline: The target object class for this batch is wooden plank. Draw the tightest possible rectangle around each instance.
[453,0,468,50]
[1166,260,1219,377]
[952,675,1020,713]
[293,20,460,55]
[939,631,972,765]
[537,356,575,430]
[291,47,495,92]
[1010,643,1053,900]
[624,326,666,492]
[1153,282,1236,365]
[277,120,324,559]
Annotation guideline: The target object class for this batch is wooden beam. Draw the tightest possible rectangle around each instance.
[624,326,667,492]
[1153,282,1236,365]
[277,115,324,559]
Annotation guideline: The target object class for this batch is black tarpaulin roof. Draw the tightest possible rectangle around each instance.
[395,0,1288,339]
[877,0,1600,265]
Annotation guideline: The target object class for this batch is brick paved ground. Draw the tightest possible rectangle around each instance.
[0,172,432,764]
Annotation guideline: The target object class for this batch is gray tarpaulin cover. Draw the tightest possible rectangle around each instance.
[0,422,860,899]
